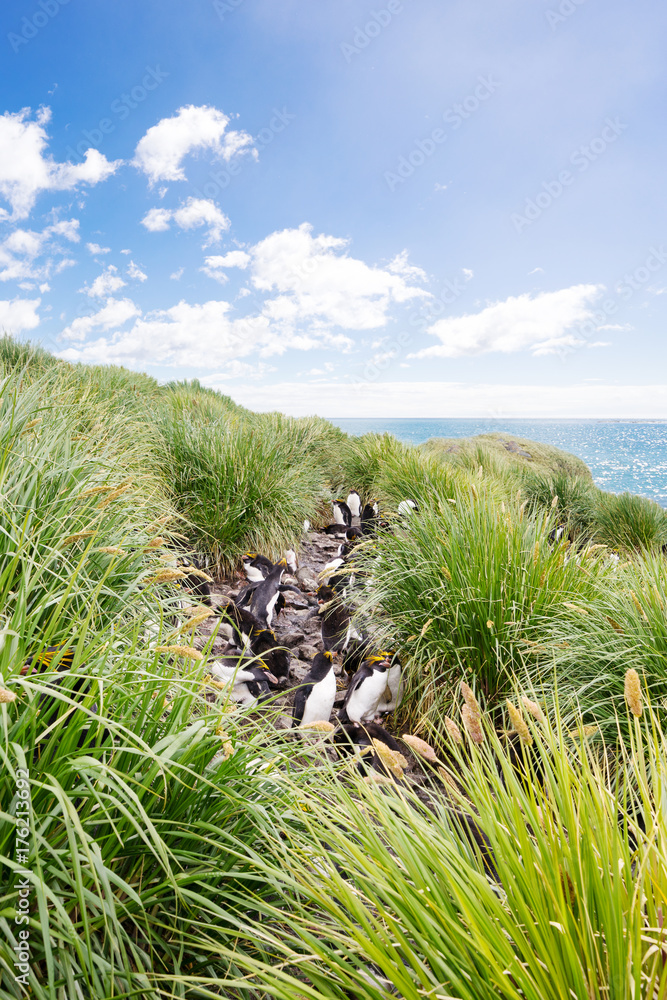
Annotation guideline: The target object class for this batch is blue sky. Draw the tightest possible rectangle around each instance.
[1,0,666,416]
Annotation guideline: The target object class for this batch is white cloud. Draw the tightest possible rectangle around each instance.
[411,284,604,359]
[170,267,184,281]
[132,105,255,185]
[82,265,126,298]
[127,260,147,282]
[205,250,251,270]
[387,250,428,283]
[0,296,41,333]
[251,223,429,333]
[120,248,131,255]
[0,108,120,220]
[141,207,171,232]
[200,361,276,384]
[462,268,474,281]
[60,296,140,343]
[141,197,229,246]
[0,219,80,283]
[86,242,111,255]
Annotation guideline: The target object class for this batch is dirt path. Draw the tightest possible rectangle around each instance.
[195,525,346,726]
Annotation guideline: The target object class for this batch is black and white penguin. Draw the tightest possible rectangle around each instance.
[292,650,336,728]
[337,526,363,559]
[216,600,290,680]
[21,644,111,755]
[339,653,391,723]
[377,652,403,713]
[242,552,275,583]
[397,499,420,517]
[346,490,362,518]
[360,502,378,536]
[548,523,566,545]
[250,559,287,628]
[209,653,277,707]
[334,720,404,777]
[317,585,361,653]
[284,549,298,575]
[332,499,352,527]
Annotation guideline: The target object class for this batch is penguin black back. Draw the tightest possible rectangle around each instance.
[292,650,336,728]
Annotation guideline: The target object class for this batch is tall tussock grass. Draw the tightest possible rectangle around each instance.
[353,485,604,734]
[158,389,331,574]
[224,680,667,1000]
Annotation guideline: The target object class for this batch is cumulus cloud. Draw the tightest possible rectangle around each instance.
[60,296,141,343]
[86,242,111,255]
[0,296,41,333]
[0,219,80,283]
[411,284,604,359]
[251,223,429,333]
[0,108,120,220]
[81,265,126,298]
[132,105,255,185]
[58,225,431,369]
[141,197,229,246]
[127,260,147,282]
[201,250,251,283]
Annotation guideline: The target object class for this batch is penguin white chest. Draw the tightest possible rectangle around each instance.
[302,667,336,725]
[245,565,265,583]
[346,670,388,722]
[265,591,280,625]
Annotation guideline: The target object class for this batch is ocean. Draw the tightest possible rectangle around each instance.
[329,419,667,507]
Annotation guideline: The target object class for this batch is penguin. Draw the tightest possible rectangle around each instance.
[216,600,290,680]
[209,653,277,707]
[340,636,373,678]
[397,499,420,517]
[346,490,362,518]
[322,522,349,536]
[548,524,566,545]
[249,559,287,628]
[177,556,214,605]
[242,553,275,583]
[332,499,352,527]
[339,653,391,723]
[334,721,405,779]
[292,650,336,728]
[360,503,378,536]
[20,644,111,755]
[337,526,363,558]
[317,585,361,653]
[377,652,403,713]
[284,549,298,575]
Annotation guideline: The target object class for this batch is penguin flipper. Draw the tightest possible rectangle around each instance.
[292,681,313,727]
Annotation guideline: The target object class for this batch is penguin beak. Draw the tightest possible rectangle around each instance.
[20,661,33,676]
[266,672,278,684]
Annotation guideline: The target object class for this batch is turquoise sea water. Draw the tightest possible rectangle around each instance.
[329,419,667,507]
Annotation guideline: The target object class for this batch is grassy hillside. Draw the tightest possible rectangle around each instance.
[1,336,667,999]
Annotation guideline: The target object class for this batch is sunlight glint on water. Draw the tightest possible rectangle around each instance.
[330,419,667,506]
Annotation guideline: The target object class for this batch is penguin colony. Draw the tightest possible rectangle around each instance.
[202,492,412,769]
